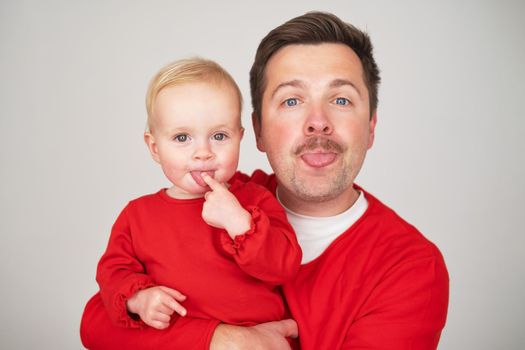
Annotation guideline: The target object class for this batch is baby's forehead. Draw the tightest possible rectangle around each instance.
[165,78,239,100]
[153,81,243,127]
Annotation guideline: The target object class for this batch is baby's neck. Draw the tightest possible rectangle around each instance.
[166,186,204,200]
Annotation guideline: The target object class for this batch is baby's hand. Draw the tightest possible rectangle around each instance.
[201,173,251,239]
[126,286,187,330]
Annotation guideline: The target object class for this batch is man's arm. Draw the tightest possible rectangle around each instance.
[210,320,298,350]
[80,292,220,350]
[81,292,298,350]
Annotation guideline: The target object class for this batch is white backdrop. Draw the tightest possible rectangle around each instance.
[1,0,524,349]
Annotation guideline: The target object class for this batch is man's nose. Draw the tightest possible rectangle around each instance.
[193,142,214,161]
[303,105,333,136]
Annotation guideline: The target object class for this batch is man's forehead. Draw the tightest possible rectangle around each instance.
[263,44,366,99]
[265,43,364,82]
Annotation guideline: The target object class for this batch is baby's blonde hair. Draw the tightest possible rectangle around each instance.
[146,57,243,132]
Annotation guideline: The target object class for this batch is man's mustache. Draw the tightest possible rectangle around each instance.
[294,137,344,155]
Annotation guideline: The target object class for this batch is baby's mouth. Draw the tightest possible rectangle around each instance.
[190,170,215,187]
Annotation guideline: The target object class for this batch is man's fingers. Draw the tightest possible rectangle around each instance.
[257,319,298,338]
[201,172,223,191]
[278,319,298,338]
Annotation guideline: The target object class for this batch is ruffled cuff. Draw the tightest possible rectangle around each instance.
[114,278,156,329]
[220,206,263,255]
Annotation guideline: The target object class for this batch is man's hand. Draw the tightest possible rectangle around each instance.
[201,173,251,238]
[210,319,298,350]
[126,286,187,330]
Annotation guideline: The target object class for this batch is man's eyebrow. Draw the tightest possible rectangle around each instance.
[270,80,305,99]
[330,79,361,97]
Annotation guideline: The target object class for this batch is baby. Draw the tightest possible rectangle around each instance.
[95,58,301,330]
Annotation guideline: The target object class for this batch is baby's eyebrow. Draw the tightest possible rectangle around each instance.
[211,124,235,131]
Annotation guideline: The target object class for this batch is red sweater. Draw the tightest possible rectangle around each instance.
[96,176,301,329]
[81,171,448,350]
[281,187,448,349]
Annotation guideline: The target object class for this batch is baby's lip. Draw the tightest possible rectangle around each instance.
[190,170,215,187]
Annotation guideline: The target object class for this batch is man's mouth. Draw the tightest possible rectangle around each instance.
[190,170,215,187]
[295,137,343,168]
[300,152,337,168]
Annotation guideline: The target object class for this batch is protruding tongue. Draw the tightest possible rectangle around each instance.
[301,153,337,168]
[190,171,215,187]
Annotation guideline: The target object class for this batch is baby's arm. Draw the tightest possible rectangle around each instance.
[96,205,186,329]
[201,174,302,284]
[80,292,221,350]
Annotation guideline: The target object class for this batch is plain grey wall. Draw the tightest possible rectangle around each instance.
[1,0,524,349]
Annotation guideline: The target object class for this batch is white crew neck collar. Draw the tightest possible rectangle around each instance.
[277,189,368,264]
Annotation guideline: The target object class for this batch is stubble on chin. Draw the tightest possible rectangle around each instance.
[287,164,352,203]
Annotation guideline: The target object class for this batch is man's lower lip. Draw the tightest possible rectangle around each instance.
[300,153,337,168]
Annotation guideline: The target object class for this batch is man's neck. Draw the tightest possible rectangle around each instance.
[276,184,360,217]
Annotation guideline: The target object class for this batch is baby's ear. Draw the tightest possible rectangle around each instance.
[144,132,161,163]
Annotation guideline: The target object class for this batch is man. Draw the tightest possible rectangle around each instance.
[81,11,449,350]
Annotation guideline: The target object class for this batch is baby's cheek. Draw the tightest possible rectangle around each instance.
[221,161,240,181]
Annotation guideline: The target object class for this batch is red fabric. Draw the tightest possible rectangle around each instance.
[241,171,449,349]
[82,175,300,348]
[81,170,448,350]
[80,292,220,350]
[283,190,449,349]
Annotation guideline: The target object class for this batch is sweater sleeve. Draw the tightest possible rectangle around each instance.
[219,183,302,285]
[342,247,449,349]
[80,291,220,350]
[96,205,156,328]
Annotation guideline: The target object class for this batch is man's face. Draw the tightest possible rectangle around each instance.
[254,43,377,215]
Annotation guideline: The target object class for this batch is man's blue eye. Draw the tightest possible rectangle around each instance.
[285,98,298,107]
[335,97,349,105]
[175,134,188,142]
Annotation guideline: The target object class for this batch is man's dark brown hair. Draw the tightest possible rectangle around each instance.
[250,11,381,122]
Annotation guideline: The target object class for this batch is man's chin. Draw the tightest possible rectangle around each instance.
[274,160,351,201]
[290,179,349,203]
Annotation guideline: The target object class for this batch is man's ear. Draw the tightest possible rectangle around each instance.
[144,132,161,163]
[251,112,265,152]
[367,112,378,149]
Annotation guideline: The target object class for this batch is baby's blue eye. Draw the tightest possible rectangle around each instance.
[174,134,188,142]
[335,97,349,105]
[285,98,298,107]
[213,133,226,141]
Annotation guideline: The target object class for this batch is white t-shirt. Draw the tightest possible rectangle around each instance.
[277,190,368,264]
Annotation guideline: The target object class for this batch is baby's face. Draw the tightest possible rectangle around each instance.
[146,81,243,199]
